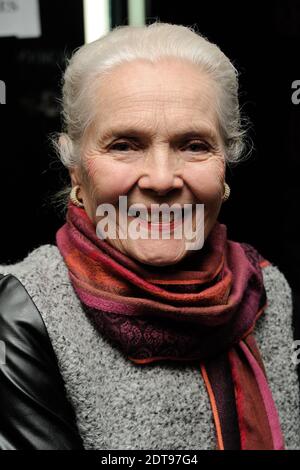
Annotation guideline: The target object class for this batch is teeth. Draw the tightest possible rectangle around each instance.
[135,213,176,223]
[133,208,188,223]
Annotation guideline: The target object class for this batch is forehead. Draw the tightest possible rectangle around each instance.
[91,59,219,134]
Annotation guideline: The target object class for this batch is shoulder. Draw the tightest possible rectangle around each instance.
[0,247,84,449]
[0,244,93,366]
[0,244,73,341]
[0,243,67,318]
[237,239,293,346]
[260,262,292,314]
[254,262,300,449]
[0,244,69,307]
[0,244,65,281]
[255,263,293,351]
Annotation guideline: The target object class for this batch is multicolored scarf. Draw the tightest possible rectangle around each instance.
[56,201,285,450]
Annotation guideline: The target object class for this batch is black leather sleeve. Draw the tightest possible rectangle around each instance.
[0,273,84,450]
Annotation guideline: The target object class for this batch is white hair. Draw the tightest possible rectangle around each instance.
[51,21,251,192]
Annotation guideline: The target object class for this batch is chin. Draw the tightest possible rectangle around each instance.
[130,247,187,267]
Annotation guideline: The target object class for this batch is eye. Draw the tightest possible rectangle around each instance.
[183,141,210,152]
[109,141,137,152]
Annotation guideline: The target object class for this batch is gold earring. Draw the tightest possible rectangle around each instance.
[70,185,84,208]
[222,182,230,202]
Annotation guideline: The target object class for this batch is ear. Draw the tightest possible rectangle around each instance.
[69,166,83,187]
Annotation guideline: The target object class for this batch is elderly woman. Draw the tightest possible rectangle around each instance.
[0,22,299,450]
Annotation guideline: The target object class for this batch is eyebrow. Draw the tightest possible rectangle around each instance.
[99,125,218,144]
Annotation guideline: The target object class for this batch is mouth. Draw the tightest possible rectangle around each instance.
[128,206,193,229]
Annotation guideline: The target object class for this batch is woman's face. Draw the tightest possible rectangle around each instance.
[70,58,226,266]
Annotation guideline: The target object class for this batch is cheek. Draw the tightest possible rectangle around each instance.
[186,162,225,202]
[84,157,136,203]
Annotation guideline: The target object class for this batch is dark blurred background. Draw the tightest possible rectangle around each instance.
[0,0,299,302]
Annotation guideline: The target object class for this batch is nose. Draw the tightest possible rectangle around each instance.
[137,148,184,196]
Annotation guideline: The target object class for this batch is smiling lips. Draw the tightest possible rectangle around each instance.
[128,206,193,229]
